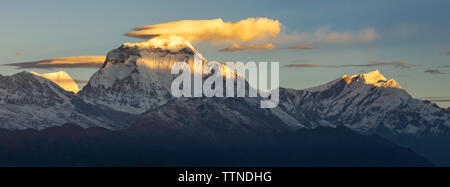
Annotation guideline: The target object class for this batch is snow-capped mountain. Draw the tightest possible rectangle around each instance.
[80,36,208,114]
[78,36,293,134]
[0,71,72,107]
[0,71,135,130]
[277,70,450,135]
[1,37,448,166]
[1,36,449,137]
[31,71,80,93]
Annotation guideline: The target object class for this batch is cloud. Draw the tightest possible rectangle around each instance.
[447,51,450,55]
[285,60,414,69]
[219,43,278,52]
[425,69,448,74]
[74,79,89,84]
[420,97,450,103]
[288,45,323,50]
[368,60,413,68]
[5,56,106,69]
[125,18,281,42]
[428,100,450,102]
[358,28,379,41]
[279,26,379,44]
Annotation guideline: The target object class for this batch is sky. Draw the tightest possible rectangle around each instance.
[1,0,449,107]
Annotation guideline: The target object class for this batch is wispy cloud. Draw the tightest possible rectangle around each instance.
[125,18,281,42]
[368,60,413,68]
[288,45,323,50]
[219,43,278,52]
[425,69,448,74]
[285,60,414,69]
[420,97,450,103]
[5,56,106,69]
[74,79,89,84]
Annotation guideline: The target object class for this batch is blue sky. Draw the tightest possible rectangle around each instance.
[1,0,449,107]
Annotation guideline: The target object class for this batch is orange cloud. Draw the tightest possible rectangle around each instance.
[5,56,106,69]
[219,43,278,52]
[125,18,281,42]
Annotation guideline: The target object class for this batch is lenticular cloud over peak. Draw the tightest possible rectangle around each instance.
[124,18,281,42]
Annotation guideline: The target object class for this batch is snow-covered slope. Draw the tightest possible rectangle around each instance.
[80,36,238,114]
[0,37,264,131]
[1,37,448,137]
[80,36,207,114]
[31,71,80,93]
[131,97,291,137]
[0,72,135,130]
[0,72,72,107]
[277,70,450,135]
[305,70,402,92]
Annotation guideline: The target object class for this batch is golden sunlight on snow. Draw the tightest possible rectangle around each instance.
[31,71,80,93]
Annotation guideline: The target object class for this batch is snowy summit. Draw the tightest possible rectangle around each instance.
[31,71,80,93]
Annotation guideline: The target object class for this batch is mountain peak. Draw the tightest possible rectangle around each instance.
[122,35,196,53]
[80,35,208,114]
[307,70,402,92]
[359,69,386,84]
[30,71,80,93]
[345,70,402,89]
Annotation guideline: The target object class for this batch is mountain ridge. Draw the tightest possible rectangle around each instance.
[79,36,207,114]
[31,71,80,93]
[1,39,450,165]
[1,39,449,135]
[278,70,449,135]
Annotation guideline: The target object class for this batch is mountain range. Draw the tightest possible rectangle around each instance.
[1,36,449,166]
